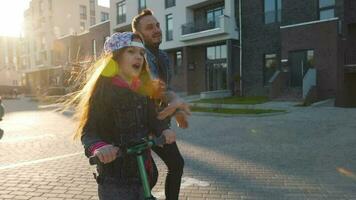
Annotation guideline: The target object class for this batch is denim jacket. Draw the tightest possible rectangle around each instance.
[81,81,169,183]
[145,48,173,90]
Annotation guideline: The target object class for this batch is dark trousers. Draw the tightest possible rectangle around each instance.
[152,142,184,200]
[98,181,144,200]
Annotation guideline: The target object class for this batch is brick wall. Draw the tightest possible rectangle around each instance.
[281,20,339,99]
[242,0,281,96]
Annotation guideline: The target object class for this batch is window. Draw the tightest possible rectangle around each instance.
[41,37,46,49]
[264,0,281,24]
[92,39,97,60]
[80,22,86,31]
[165,0,175,8]
[90,0,96,25]
[319,0,335,20]
[39,0,44,13]
[80,5,87,20]
[138,0,146,13]
[116,1,126,24]
[41,51,47,61]
[207,6,224,28]
[90,17,96,26]
[206,44,228,91]
[206,45,227,60]
[166,14,173,41]
[263,54,278,85]
[90,0,95,11]
[48,0,52,11]
[101,12,109,22]
[174,51,182,75]
[13,56,17,65]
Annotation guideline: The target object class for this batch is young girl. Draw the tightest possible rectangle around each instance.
[72,32,175,200]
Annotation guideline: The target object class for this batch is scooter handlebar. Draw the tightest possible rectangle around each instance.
[89,135,166,165]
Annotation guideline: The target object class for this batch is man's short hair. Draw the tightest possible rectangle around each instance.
[131,9,153,33]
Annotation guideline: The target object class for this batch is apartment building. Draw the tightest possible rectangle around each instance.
[241,0,356,106]
[22,0,109,94]
[51,21,110,92]
[109,0,240,96]
[53,21,110,66]
[0,37,23,95]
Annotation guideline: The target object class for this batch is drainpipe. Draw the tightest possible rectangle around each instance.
[239,0,243,96]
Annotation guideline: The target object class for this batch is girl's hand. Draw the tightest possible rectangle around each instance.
[93,145,119,164]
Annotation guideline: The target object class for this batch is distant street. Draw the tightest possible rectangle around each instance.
[0,97,356,200]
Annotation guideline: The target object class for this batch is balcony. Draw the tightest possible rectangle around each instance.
[345,51,356,66]
[345,51,356,73]
[180,15,230,42]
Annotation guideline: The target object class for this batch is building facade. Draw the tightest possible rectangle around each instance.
[21,0,109,94]
[52,21,110,93]
[110,0,240,96]
[0,37,23,96]
[241,0,356,106]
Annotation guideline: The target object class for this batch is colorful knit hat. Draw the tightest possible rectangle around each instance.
[103,32,144,53]
[101,32,145,77]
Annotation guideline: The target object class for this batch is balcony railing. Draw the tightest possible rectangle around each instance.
[345,51,356,65]
[179,15,235,42]
[182,17,223,35]
[117,14,126,24]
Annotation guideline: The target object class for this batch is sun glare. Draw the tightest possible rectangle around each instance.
[0,0,108,37]
[0,0,30,37]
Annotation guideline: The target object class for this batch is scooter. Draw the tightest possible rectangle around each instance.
[89,135,166,200]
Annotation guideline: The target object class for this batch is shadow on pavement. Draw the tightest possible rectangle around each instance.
[2,98,57,114]
[174,113,356,198]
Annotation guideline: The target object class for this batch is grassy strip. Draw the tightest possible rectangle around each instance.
[191,106,285,115]
[192,96,269,105]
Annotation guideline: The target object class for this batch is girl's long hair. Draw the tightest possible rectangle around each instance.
[68,48,164,140]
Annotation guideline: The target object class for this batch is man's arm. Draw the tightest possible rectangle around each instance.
[148,98,176,144]
[157,90,191,129]
[157,50,191,128]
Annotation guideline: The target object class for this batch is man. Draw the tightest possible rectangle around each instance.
[132,9,191,200]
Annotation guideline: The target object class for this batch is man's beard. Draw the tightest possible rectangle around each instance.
[147,39,161,49]
[143,34,162,48]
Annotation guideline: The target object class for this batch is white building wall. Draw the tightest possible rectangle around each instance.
[0,37,22,87]
[110,0,239,50]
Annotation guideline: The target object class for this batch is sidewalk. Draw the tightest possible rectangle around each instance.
[36,95,337,116]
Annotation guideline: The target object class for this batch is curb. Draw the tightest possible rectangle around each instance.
[189,102,291,111]
[191,110,289,118]
[310,98,335,107]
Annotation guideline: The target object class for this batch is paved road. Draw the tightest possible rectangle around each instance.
[0,98,355,200]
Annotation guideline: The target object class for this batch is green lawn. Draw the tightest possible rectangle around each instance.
[192,96,269,105]
[191,106,285,115]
